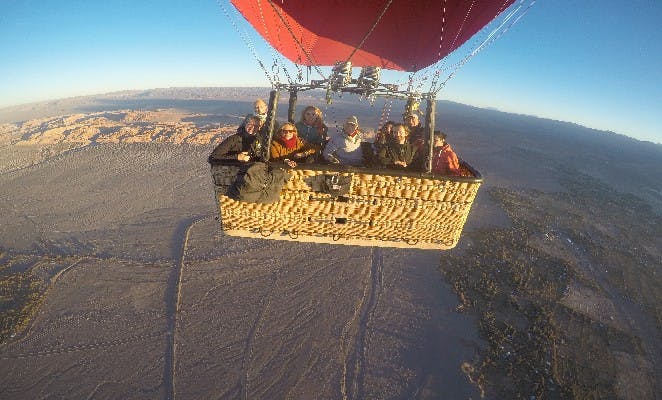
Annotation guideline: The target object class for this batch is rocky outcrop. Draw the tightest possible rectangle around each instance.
[2,109,237,147]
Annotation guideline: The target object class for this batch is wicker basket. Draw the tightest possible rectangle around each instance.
[210,162,481,249]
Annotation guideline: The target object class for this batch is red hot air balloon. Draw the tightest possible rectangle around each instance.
[208,0,531,249]
[230,0,515,71]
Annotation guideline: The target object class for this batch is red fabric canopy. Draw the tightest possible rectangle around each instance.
[231,0,515,72]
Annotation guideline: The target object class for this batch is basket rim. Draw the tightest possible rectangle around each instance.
[209,159,483,183]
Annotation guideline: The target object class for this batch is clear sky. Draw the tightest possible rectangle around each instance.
[1,0,660,144]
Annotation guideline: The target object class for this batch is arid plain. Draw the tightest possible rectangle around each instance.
[0,88,660,399]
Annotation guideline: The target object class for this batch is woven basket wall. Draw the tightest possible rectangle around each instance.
[211,164,481,248]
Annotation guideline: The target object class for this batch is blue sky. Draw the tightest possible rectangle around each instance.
[1,0,660,143]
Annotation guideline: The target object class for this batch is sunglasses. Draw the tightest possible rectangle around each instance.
[281,129,296,133]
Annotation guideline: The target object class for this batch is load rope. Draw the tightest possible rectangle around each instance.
[432,0,536,94]
[256,0,297,85]
[217,0,275,86]
[266,0,327,81]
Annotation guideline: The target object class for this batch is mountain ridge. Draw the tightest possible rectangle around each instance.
[2,87,658,147]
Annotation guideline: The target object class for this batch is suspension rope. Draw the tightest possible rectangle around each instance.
[417,0,474,93]
[255,0,286,84]
[345,0,394,63]
[217,0,275,86]
[266,0,327,80]
[262,0,306,85]
[377,97,394,129]
[432,0,536,94]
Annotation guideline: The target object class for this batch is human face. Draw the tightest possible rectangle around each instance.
[254,101,267,115]
[343,122,357,135]
[405,114,418,127]
[304,109,318,124]
[434,136,445,147]
[280,126,296,140]
[394,126,408,144]
[244,121,258,135]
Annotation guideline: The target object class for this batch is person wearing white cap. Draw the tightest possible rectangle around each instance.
[403,111,425,146]
[322,116,366,166]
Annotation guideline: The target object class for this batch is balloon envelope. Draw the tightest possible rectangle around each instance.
[231,0,515,72]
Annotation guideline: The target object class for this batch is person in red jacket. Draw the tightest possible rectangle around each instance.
[431,131,461,176]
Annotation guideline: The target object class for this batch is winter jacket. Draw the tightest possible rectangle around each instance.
[323,130,365,166]
[431,144,460,175]
[270,137,320,162]
[295,121,328,147]
[208,127,263,162]
[408,125,426,148]
[378,142,417,169]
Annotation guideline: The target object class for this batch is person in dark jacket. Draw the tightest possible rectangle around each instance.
[208,116,263,162]
[374,120,395,152]
[295,106,328,147]
[378,123,417,170]
[404,112,425,148]
[406,111,440,170]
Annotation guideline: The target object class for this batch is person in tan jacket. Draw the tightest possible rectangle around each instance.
[270,122,320,167]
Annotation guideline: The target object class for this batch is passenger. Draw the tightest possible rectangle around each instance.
[252,98,280,136]
[374,120,395,151]
[378,123,417,170]
[322,116,367,166]
[403,111,425,150]
[253,99,268,128]
[295,106,328,147]
[270,122,320,168]
[431,131,461,176]
[209,116,263,162]
[404,111,430,170]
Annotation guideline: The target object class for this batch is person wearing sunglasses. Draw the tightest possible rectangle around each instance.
[270,123,320,168]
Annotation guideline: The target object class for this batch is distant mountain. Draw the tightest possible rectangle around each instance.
[1,87,660,213]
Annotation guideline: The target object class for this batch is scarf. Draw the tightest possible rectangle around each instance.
[281,136,298,150]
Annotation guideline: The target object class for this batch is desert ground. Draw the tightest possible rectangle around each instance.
[0,88,660,399]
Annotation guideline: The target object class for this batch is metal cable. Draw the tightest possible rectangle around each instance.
[217,0,275,86]
[433,0,536,94]
[266,0,327,80]
[255,0,285,83]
